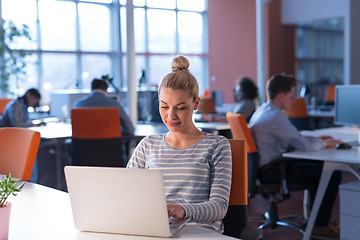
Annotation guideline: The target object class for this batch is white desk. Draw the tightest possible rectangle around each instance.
[307,109,335,118]
[29,121,229,140]
[283,126,360,240]
[29,121,230,190]
[7,180,237,240]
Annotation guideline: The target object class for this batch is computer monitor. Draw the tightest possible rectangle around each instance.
[334,85,360,143]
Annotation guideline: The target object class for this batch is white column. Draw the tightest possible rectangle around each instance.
[256,0,271,103]
[126,0,137,124]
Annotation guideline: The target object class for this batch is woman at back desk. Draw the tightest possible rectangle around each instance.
[127,56,232,233]
[233,76,258,122]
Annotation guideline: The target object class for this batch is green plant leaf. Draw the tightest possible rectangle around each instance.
[0,173,24,207]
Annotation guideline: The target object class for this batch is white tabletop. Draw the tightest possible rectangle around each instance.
[307,109,335,118]
[284,126,360,164]
[7,180,236,240]
[29,121,72,139]
[29,121,229,140]
[284,146,360,165]
[282,126,360,240]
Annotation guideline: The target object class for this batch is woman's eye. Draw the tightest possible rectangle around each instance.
[178,107,186,110]
[160,106,168,109]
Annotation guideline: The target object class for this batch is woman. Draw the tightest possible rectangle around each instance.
[0,88,42,127]
[233,76,258,122]
[127,56,232,233]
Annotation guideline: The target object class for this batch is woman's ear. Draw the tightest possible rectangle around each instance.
[194,97,200,110]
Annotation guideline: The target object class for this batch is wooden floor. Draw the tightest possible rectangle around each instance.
[247,172,357,240]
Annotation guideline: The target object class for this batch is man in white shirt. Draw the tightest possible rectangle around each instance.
[249,74,341,239]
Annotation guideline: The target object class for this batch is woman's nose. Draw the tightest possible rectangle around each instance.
[168,108,177,119]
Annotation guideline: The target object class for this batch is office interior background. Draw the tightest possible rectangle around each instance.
[1,0,360,119]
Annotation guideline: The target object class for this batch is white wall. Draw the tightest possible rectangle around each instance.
[281,0,348,24]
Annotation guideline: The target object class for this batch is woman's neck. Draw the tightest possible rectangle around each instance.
[165,128,205,149]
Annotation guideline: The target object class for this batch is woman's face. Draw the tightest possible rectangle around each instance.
[158,87,199,133]
[26,94,40,108]
[234,85,244,101]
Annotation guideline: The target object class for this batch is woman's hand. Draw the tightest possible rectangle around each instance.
[167,203,185,219]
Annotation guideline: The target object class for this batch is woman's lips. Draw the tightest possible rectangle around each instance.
[168,122,180,127]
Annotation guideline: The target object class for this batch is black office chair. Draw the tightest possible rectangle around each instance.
[70,107,124,167]
[226,112,315,234]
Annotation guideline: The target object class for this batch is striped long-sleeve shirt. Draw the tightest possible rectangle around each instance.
[127,133,232,233]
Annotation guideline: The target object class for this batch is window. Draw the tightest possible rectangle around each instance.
[123,0,208,93]
[0,0,208,105]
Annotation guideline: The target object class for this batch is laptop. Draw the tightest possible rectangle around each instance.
[64,166,190,238]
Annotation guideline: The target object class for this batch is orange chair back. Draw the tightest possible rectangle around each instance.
[325,84,336,103]
[228,139,248,205]
[197,97,216,114]
[0,128,41,181]
[71,107,122,139]
[283,97,308,118]
[226,112,256,153]
[0,98,12,114]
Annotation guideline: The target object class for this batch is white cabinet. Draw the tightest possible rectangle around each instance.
[339,180,360,240]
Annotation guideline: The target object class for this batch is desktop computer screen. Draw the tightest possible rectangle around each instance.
[334,85,360,126]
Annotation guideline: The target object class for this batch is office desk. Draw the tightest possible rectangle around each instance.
[29,122,72,189]
[30,121,229,140]
[29,121,230,189]
[307,109,335,129]
[7,180,237,240]
[283,127,360,240]
[307,109,335,118]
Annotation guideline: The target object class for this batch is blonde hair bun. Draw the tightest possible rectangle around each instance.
[171,55,190,72]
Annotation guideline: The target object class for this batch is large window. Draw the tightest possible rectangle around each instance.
[0,0,208,105]
[121,0,208,93]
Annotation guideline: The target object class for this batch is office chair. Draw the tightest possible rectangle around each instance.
[197,97,216,114]
[223,139,263,240]
[70,107,124,167]
[324,84,335,105]
[0,98,12,115]
[0,127,41,181]
[283,97,311,131]
[226,112,314,234]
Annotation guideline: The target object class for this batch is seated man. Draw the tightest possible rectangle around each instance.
[74,78,134,136]
[249,74,342,239]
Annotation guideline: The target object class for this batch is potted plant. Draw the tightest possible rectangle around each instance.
[0,19,32,95]
[0,174,24,240]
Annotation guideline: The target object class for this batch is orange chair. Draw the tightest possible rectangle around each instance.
[226,112,258,197]
[70,107,124,167]
[0,127,41,181]
[324,84,335,105]
[223,139,248,238]
[197,97,216,114]
[283,97,308,118]
[223,139,263,240]
[0,98,12,115]
[283,97,310,130]
[226,112,313,233]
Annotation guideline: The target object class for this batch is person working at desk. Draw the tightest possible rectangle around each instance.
[73,77,134,136]
[0,88,44,127]
[249,74,342,239]
[127,55,232,233]
[232,76,258,122]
